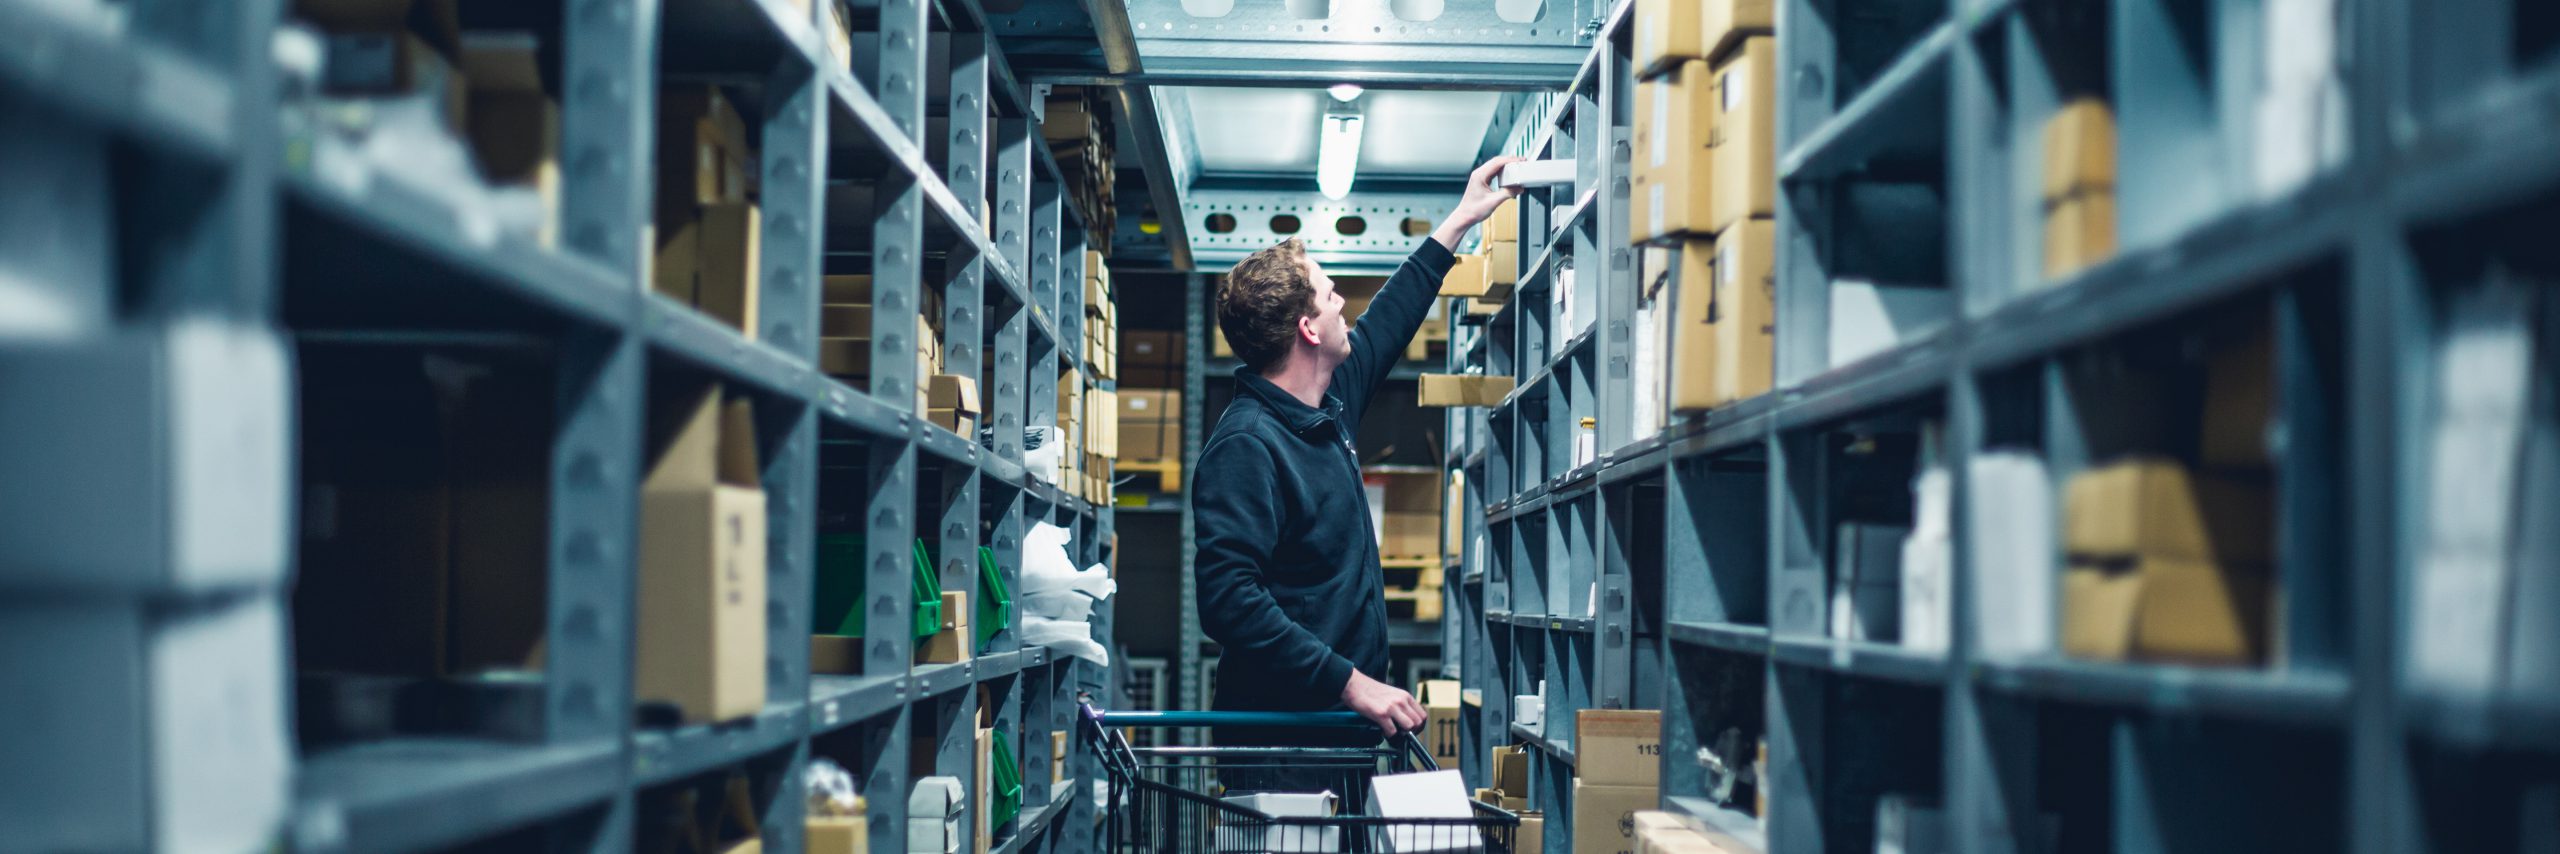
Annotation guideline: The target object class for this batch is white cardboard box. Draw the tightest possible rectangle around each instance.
[1969,452,2055,657]
[909,776,966,853]
[1498,158,1578,189]
[1222,791,1340,852]
[1365,770,1484,852]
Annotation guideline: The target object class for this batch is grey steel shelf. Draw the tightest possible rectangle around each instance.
[280,172,632,331]
[992,779,1082,854]
[294,739,622,854]
[1777,21,1956,183]
[1666,621,1773,657]
[915,661,977,698]
[1768,636,1948,687]
[641,293,815,400]
[0,0,234,162]
[811,673,910,733]
[631,703,809,786]
[1973,657,2353,730]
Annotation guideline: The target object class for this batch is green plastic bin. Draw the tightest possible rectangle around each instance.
[976,546,1011,646]
[989,726,1024,829]
[814,535,941,639]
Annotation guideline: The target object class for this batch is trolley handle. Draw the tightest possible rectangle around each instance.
[1091,709,1382,730]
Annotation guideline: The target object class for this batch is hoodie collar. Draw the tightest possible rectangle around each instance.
[1233,365,1340,434]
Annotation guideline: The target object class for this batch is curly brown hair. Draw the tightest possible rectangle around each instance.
[1216,238,1317,372]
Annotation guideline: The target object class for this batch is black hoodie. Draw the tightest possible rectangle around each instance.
[1192,238,1455,742]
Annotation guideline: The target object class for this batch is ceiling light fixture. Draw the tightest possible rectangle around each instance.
[1327,83,1365,102]
[1316,104,1364,201]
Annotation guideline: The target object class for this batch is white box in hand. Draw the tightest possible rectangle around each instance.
[1222,791,1340,852]
[1365,769,1484,852]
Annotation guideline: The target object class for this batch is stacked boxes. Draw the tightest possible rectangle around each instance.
[2059,458,2274,664]
[1043,88,1117,248]
[637,386,768,723]
[1417,373,1515,407]
[1573,710,1664,854]
[2042,98,2119,279]
[816,274,945,415]
[1445,200,1521,320]
[1086,251,1118,381]
[1632,13,1777,417]
[919,590,970,664]
[1366,472,1444,564]
[654,86,762,337]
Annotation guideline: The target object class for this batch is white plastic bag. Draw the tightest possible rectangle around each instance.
[1022,616,1109,666]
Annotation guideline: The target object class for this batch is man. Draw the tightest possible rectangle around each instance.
[1193,156,1523,756]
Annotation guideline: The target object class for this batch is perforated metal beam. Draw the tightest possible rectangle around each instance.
[1183,188,1458,273]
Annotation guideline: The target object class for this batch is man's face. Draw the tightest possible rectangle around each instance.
[1302,257,1352,362]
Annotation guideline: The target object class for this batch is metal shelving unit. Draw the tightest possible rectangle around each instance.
[1448,0,2560,852]
[0,0,1119,849]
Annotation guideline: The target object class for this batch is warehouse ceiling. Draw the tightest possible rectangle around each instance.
[1180,87,1503,178]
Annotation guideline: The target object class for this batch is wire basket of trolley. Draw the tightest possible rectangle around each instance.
[1080,705,1520,853]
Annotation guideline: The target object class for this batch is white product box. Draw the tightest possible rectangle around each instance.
[1828,279,1951,367]
[0,319,293,592]
[1969,452,2056,657]
[1900,531,1952,653]
[1365,769,1483,852]
[909,776,967,853]
[0,595,291,853]
[1498,158,1578,189]
[1222,791,1340,852]
[1513,695,1542,730]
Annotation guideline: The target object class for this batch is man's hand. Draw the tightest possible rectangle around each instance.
[1341,669,1427,736]
[1432,156,1529,251]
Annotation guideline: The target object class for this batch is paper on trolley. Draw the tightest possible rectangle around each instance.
[1220,790,1340,852]
[1365,769,1484,852]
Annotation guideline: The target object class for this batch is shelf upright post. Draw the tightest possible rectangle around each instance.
[755,37,831,851]
[992,112,1034,466]
[1179,272,1209,744]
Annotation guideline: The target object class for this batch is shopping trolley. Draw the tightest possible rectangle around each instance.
[1081,705,1520,853]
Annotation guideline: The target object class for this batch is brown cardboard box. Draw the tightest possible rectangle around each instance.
[1415,681,1462,769]
[1487,238,1520,287]
[1121,330,1182,388]
[1418,374,1515,407]
[1484,197,1521,243]
[822,274,873,304]
[2062,459,2273,563]
[820,305,871,338]
[1517,812,1545,854]
[809,634,860,675]
[1712,218,1776,405]
[1442,252,1492,297]
[821,0,851,70]
[2041,98,2118,203]
[1464,293,1507,318]
[442,368,553,674]
[920,590,971,663]
[1664,239,1719,411]
[974,726,993,854]
[1576,709,1664,786]
[638,387,768,723]
[1052,730,1070,783]
[1118,390,1181,460]
[1632,62,1717,243]
[1491,744,1530,795]
[655,203,762,338]
[1573,780,1659,854]
[1708,37,1777,234]
[1700,0,1774,64]
[1634,0,1704,74]
[1632,811,1705,854]
[928,374,980,436]
[659,86,753,210]
[2201,323,2276,469]
[2042,190,2117,280]
[1444,471,1467,555]
[2062,558,2270,664]
[1380,513,1441,560]
[807,817,868,854]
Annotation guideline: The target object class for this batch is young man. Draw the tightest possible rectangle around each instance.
[1193,156,1522,750]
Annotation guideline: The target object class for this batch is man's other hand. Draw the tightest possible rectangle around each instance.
[1341,670,1427,736]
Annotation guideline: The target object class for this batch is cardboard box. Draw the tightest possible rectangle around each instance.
[807,817,868,854]
[809,634,860,675]
[1708,37,1776,234]
[638,388,768,723]
[654,202,762,338]
[821,0,851,70]
[1664,239,1718,410]
[1444,472,1467,558]
[1117,390,1181,460]
[1486,238,1519,287]
[928,374,980,437]
[1120,330,1182,388]
[909,777,965,854]
[2201,323,2276,469]
[1712,219,1776,405]
[2042,190,2117,280]
[1484,197,1520,244]
[659,85,753,210]
[1516,813,1544,854]
[1634,0,1704,75]
[2041,98,2117,203]
[1417,374,1514,407]
[1572,780,1659,854]
[1441,252,1491,297]
[2062,557,2270,664]
[1575,710,1663,786]
[2062,459,2273,564]
[1701,0,1774,64]
[1416,679,1464,769]
[920,590,971,663]
[1490,745,1530,796]
[1631,62,1717,243]
[1366,769,1482,852]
